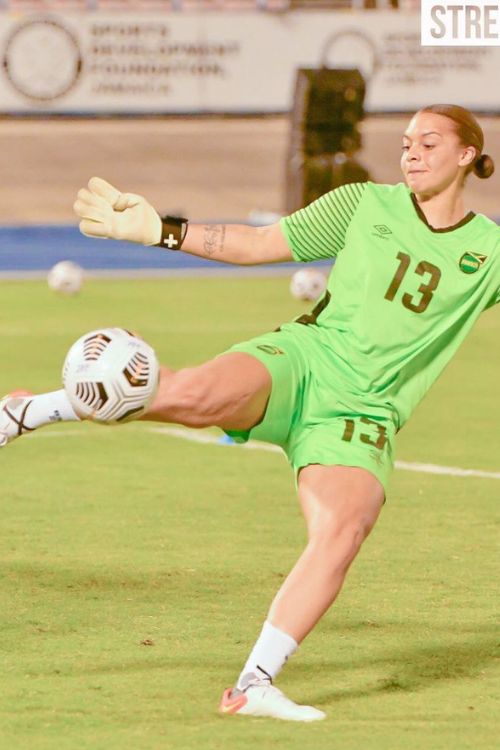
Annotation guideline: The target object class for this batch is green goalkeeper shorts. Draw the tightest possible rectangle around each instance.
[223,322,397,493]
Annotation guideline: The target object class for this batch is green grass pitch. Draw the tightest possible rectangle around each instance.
[0,276,498,750]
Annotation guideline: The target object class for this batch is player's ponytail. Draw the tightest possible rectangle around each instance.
[420,104,495,180]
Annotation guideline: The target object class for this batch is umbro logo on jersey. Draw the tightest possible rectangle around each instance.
[459,252,488,274]
[372,225,392,239]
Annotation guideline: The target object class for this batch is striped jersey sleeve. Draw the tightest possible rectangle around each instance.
[280,182,367,262]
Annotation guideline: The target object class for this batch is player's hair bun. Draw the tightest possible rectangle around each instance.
[474,153,495,179]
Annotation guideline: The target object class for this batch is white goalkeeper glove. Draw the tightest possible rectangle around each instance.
[73,177,162,246]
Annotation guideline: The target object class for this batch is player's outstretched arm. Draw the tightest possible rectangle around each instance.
[73,177,292,265]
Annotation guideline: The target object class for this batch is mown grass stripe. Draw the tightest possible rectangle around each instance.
[30,426,500,480]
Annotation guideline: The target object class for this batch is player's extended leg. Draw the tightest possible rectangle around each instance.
[220,465,384,721]
[0,352,271,447]
[143,352,272,431]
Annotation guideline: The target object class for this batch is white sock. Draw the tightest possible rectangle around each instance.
[24,390,79,429]
[237,620,298,690]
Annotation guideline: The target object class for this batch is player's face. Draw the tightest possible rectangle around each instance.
[400,112,475,196]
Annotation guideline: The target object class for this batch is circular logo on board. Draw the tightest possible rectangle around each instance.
[3,17,82,102]
[320,29,380,81]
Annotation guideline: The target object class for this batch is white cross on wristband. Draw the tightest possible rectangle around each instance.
[156,215,188,251]
[163,233,179,249]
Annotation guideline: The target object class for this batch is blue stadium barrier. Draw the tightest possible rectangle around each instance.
[0,225,232,273]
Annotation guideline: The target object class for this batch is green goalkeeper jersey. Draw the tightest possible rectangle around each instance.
[280,182,500,429]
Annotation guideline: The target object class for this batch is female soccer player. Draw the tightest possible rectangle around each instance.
[1,104,498,722]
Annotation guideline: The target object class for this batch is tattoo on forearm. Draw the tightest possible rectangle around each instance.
[203,225,226,257]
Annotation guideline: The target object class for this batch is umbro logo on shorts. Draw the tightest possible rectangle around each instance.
[256,344,285,356]
[369,450,385,467]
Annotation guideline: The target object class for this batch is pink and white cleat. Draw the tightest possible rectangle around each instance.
[219,677,326,722]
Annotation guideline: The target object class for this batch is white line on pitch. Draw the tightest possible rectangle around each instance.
[393,460,500,480]
[28,424,500,480]
[27,429,84,438]
[149,426,500,479]
[149,425,284,453]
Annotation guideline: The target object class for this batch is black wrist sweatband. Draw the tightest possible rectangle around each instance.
[156,215,189,251]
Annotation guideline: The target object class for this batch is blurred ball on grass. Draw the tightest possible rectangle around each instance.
[47,260,84,296]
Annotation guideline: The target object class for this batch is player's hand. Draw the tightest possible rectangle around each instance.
[73,177,162,246]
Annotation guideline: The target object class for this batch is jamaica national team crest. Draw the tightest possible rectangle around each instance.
[459,252,488,274]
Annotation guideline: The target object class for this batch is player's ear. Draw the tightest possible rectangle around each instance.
[458,146,476,168]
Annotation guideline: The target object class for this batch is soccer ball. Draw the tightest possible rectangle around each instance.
[62,328,160,423]
[47,260,84,296]
[290,269,327,301]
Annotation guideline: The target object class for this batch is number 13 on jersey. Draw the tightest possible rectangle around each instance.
[385,252,442,314]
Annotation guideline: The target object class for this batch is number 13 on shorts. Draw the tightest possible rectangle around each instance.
[341,417,388,451]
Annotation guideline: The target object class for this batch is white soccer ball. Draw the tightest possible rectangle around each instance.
[47,260,84,296]
[290,269,328,301]
[62,328,160,423]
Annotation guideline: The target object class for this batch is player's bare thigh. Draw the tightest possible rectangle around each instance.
[298,464,385,542]
[266,464,385,641]
[144,352,272,430]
